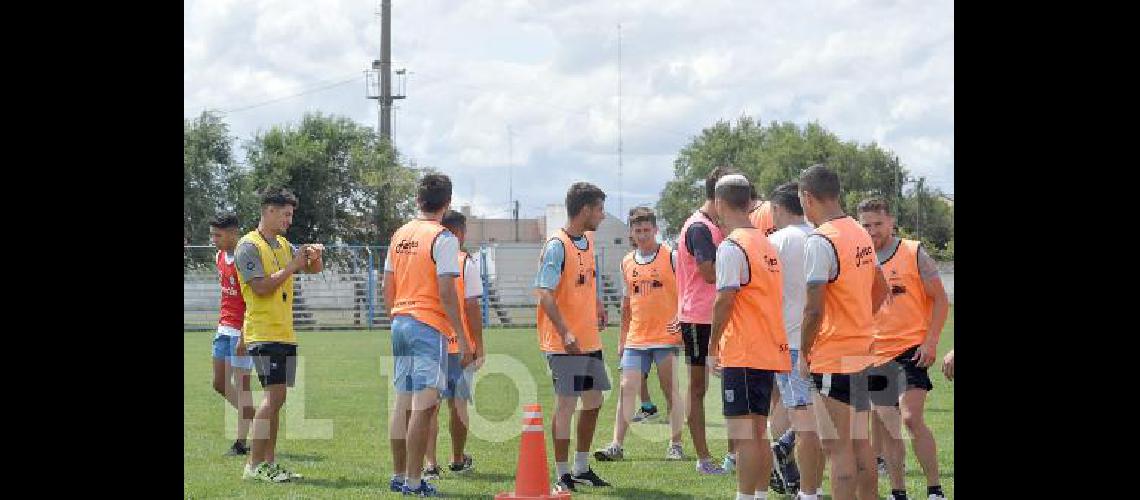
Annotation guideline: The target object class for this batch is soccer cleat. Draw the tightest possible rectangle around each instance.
[721,454,736,473]
[769,467,787,494]
[571,468,612,487]
[269,462,302,480]
[772,441,800,493]
[666,443,684,460]
[554,473,577,492]
[631,404,659,423]
[401,479,438,497]
[696,459,727,475]
[927,494,946,500]
[243,462,291,483]
[225,441,249,456]
[389,476,405,492]
[448,454,474,473]
[593,443,624,461]
[422,465,441,480]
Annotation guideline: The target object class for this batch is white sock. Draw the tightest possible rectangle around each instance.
[391,473,405,482]
[736,493,755,500]
[816,488,824,495]
[727,452,737,460]
[754,491,768,499]
[798,494,818,500]
[573,451,590,474]
[556,461,570,477]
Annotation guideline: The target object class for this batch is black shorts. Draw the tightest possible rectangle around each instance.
[680,323,712,366]
[721,368,775,417]
[546,350,612,396]
[867,345,935,406]
[811,369,872,412]
[248,342,298,388]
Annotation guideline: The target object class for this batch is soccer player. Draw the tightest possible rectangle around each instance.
[422,209,484,479]
[535,182,612,492]
[674,165,739,475]
[384,174,473,497]
[798,165,889,500]
[593,206,685,462]
[208,212,254,457]
[706,173,790,500]
[767,182,826,499]
[235,188,324,483]
[858,198,949,500]
[748,185,778,237]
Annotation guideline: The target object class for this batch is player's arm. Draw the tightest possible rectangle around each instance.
[439,276,470,357]
[534,240,579,353]
[238,242,306,297]
[707,242,742,368]
[871,265,889,314]
[914,247,950,367]
[383,270,395,321]
[619,297,631,352]
[800,283,825,371]
[687,223,718,284]
[463,257,485,362]
[435,234,470,359]
[800,234,833,375]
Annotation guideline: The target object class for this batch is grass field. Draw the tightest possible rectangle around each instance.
[184,312,953,498]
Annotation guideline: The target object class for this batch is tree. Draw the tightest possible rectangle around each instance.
[655,116,953,259]
[241,112,418,246]
[184,110,235,244]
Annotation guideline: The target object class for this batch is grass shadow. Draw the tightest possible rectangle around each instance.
[295,477,377,489]
[906,469,953,479]
[276,452,326,462]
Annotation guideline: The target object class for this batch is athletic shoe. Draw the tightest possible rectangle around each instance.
[877,456,888,475]
[243,462,291,483]
[593,443,624,461]
[631,404,659,423]
[448,454,474,473]
[269,463,302,480]
[571,468,612,487]
[696,459,727,475]
[769,467,787,494]
[225,441,249,456]
[772,441,800,493]
[666,443,684,460]
[422,465,441,480]
[389,476,405,492]
[721,454,736,473]
[554,473,577,492]
[927,494,946,500]
[401,479,438,497]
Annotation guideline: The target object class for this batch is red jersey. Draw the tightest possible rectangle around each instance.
[217,250,246,330]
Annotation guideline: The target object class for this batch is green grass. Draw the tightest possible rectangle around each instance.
[185,313,953,498]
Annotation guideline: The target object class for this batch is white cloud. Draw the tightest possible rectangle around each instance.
[185,0,954,221]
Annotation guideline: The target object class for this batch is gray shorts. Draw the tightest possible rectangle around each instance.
[545,350,612,396]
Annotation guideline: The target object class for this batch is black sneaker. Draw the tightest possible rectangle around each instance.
[422,465,441,480]
[448,454,474,473]
[772,441,800,493]
[554,473,577,492]
[768,467,787,494]
[571,468,612,487]
[224,441,249,456]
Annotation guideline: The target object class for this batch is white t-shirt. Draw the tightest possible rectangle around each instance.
[714,240,749,291]
[463,257,483,299]
[769,223,812,349]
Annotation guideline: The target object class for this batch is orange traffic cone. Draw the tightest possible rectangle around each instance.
[495,403,571,499]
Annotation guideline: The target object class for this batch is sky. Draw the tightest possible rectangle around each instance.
[185,0,953,220]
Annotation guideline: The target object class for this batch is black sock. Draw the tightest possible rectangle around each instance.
[891,489,907,499]
[927,485,944,496]
[777,429,796,449]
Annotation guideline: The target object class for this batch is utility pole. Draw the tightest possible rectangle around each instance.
[366,0,404,142]
[617,23,623,219]
[514,200,520,242]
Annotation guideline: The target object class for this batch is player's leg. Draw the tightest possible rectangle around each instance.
[572,353,611,486]
[423,404,441,477]
[869,362,906,495]
[447,357,474,472]
[389,392,413,486]
[655,349,685,453]
[811,375,857,500]
[902,388,942,495]
[230,338,255,451]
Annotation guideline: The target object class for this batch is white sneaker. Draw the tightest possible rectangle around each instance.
[928,495,947,500]
[666,443,684,460]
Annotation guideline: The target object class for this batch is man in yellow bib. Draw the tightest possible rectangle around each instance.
[235,187,324,483]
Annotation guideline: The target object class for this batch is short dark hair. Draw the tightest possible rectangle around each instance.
[417,173,453,213]
[441,209,466,234]
[209,212,240,230]
[714,176,752,211]
[260,187,298,208]
[770,182,804,216]
[566,182,606,218]
[749,183,760,201]
[705,165,740,200]
[857,197,892,216]
[798,164,841,201]
[628,206,656,226]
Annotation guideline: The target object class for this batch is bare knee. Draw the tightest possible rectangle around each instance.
[902,412,926,434]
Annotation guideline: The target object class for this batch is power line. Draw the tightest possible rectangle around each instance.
[223,75,362,114]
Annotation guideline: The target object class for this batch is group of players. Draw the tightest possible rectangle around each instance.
[204,162,955,499]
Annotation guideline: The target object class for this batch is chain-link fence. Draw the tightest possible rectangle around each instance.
[184,243,953,331]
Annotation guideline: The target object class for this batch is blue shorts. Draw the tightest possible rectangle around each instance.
[391,315,448,394]
[774,349,812,408]
[441,354,473,402]
[211,332,253,370]
[619,347,678,374]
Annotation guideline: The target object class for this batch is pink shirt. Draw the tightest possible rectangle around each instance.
[675,210,724,324]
